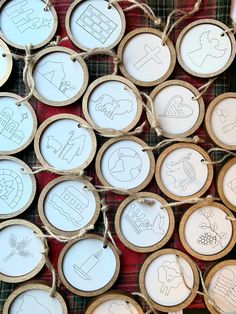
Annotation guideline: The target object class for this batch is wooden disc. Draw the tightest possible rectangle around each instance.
[139,248,199,312]
[179,201,235,261]
[117,27,176,87]
[115,192,175,253]
[0,38,12,87]
[155,143,214,201]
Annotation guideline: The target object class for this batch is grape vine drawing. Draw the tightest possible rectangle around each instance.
[2,233,33,263]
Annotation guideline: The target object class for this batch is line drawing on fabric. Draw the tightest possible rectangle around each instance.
[48,185,89,227]
[188,31,227,68]
[76,4,118,44]
[73,250,103,281]
[213,268,236,307]
[227,178,236,194]
[165,153,197,191]
[221,118,236,134]
[0,169,23,209]
[108,303,133,314]
[133,43,162,70]
[36,61,76,98]
[2,233,33,263]
[159,95,194,119]
[4,0,52,33]
[215,108,236,133]
[124,204,165,235]
[108,148,142,182]
[16,293,51,314]
[216,109,228,123]
[93,94,133,120]
[157,261,184,296]
[197,208,227,248]
[0,107,25,145]
[20,112,29,122]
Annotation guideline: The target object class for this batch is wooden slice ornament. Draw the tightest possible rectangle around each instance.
[0,93,37,155]
[149,80,205,138]
[115,192,175,253]
[176,19,236,78]
[179,201,235,261]
[82,75,143,135]
[66,0,126,51]
[205,92,236,150]
[28,46,89,107]
[96,136,155,193]
[0,39,12,87]
[117,27,176,87]
[34,114,97,173]
[0,219,45,283]
[204,260,236,314]
[155,143,214,201]
[38,176,100,237]
[85,291,144,314]
[58,234,120,297]
[139,248,199,312]
[3,280,68,314]
[0,156,36,219]
[0,0,58,50]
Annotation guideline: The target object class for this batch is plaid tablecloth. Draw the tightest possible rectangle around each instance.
[0,0,235,313]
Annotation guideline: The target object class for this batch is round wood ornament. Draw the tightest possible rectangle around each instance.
[139,248,199,312]
[0,92,37,155]
[85,291,144,314]
[117,27,176,87]
[58,234,120,297]
[155,143,214,201]
[179,201,235,261]
[66,0,126,51]
[115,192,175,253]
[34,114,97,173]
[38,176,101,237]
[3,280,68,314]
[0,219,45,283]
[217,157,236,211]
[0,156,36,219]
[149,80,205,138]
[204,260,236,314]
[0,0,58,50]
[205,92,236,150]
[95,136,155,193]
[0,39,12,87]
[82,75,143,135]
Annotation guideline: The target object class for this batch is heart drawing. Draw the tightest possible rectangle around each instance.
[159,95,194,119]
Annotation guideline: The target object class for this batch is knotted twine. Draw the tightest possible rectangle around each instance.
[161,195,220,209]
[202,148,236,165]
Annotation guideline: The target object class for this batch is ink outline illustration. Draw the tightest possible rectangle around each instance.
[16,293,52,314]
[188,31,227,68]
[215,108,236,134]
[159,95,194,119]
[133,43,162,70]
[108,302,133,314]
[227,178,236,195]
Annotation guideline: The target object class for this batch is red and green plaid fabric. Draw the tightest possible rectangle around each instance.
[0,0,235,313]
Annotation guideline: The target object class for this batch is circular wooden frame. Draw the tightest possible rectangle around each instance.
[117,27,176,87]
[149,80,205,138]
[82,75,143,135]
[38,176,101,237]
[139,248,199,312]
[28,46,89,107]
[115,192,175,253]
[85,290,144,314]
[0,92,38,155]
[176,19,236,78]
[0,219,45,283]
[95,136,155,193]
[179,201,236,261]
[34,114,97,174]
[65,0,126,51]
[204,260,236,314]
[58,234,120,297]
[0,0,58,50]
[0,156,36,219]
[155,143,214,201]
[205,92,236,150]
[217,157,236,211]
[3,280,68,314]
[0,39,12,87]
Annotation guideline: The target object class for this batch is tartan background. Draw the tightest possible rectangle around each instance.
[0,0,235,313]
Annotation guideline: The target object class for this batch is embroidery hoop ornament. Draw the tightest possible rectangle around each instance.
[0,39,12,87]
[179,201,236,261]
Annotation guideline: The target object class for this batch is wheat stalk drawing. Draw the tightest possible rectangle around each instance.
[2,233,33,263]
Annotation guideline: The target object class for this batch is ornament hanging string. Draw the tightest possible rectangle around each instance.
[160,195,220,209]
[46,35,69,48]
[192,77,218,101]
[221,21,236,35]
[132,292,159,314]
[226,216,236,222]
[202,148,236,165]
[44,0,51,11]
